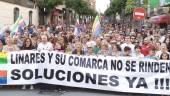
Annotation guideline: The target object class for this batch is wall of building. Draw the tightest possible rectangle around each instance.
[0,1,39,26]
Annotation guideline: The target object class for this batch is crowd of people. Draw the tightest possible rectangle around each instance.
[0,19,170,92]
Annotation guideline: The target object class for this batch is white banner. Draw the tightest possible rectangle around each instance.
[0,51,170,95]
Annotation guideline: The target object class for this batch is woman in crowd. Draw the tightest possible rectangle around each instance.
[110,41,122,56]
[164,37,170,52]
[155,43,169,58]
[72,42,84,55]
[54,41,62,51]
[98,42,110,56]
[21,38,34,90]
[160,52,170,60]
[2,37,20,52]
[58,36,67,52]
[21,38,35,50]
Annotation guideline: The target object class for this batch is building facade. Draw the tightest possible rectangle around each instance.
[0,0,39,26]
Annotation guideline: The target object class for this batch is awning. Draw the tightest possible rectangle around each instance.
[161,3,170,7]
[149,14,170,24]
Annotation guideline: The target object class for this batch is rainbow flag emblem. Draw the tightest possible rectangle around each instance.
[0,70,7,84]
[0,52,8,64]
[92,15,102,37]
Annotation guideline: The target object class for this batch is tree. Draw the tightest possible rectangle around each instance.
[105,0,127,22]
[35,0,63,24]
[65,0,97,25]
[125,0,148,15]
[105,0,127,16]
[65,0,96,16]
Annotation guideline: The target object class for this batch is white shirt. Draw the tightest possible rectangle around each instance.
[37,42,53,51]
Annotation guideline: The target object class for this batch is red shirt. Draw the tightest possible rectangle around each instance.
[140,44,152,56]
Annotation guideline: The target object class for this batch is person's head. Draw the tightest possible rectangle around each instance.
[5,37,13,46]
[54,42,61,51]
[112,44,121,52]
[160,43,167,52]
[101,42,108,51]
[155,42,161,50]
[85,34,90,41]
[22,38,33,48]
[148,48,156,56]
[160,52,170,60]
[87,44,93,55]
[153,34,159,41]
[104,34,110,42]
[75,42,82,51]
[124,36,131,43]
[143,37,149,44]
[133,40,139,46]
[135,45,141,54]
[124,46,131,56]
[4,30,10,38]
[41,34,48,43]
[130,35,136,43]
[96,37,101,46]
[164,37,170,45]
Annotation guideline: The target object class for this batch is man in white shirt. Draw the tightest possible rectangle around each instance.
[37,34,53,51]
[121,36,135,55]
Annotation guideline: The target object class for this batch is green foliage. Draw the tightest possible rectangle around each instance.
[65,0,97,16]
[35,0,63,15]
[125,0,135,15]
[104,0,127,16]
[105,0,148,16]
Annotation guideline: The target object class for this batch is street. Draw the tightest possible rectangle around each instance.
[0,87,147,96]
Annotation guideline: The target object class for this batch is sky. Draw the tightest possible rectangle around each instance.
[96,0,110,13]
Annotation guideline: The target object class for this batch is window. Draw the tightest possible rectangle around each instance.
[14,7,19,23]
[29,11,33,25]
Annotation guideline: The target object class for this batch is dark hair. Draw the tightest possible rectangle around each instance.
[124,46,131,52]
[5,30,10,34]
[135,45,141,49]
[160,52,170,60]
[115,44,121,51]
[22,38,34,50]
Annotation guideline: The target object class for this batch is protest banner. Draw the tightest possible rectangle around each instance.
[0,51,170,95]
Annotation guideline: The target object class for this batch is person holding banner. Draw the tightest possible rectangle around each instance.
[21,38,35,90]
[21,38,35,50]
[160,52,170,60]
[155,43,169,58]
[72,42,84,55]
[110,41,122,56]
[37,34,53,51]
[98,42,109,56]
[86,42,95,56]
[123,46,132,57]
[37,34,54,93]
